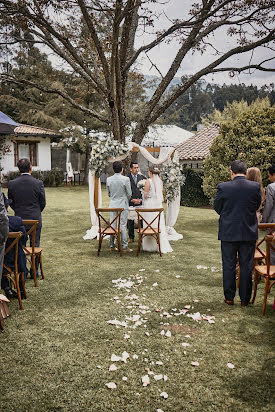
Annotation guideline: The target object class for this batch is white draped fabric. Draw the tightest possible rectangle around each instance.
[83,143,183,241]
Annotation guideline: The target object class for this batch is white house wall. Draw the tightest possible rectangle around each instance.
[1,136,51,175]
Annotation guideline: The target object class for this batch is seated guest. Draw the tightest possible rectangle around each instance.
[1,195,28,298]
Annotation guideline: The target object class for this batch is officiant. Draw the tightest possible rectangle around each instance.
[128,162,146,243]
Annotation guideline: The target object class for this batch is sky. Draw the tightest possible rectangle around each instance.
[134,0,275,86]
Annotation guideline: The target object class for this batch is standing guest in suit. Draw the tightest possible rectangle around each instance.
[106,161,132,253]
[128,162,146,243]
[214,160,261,306]
[8,158,46,277]
[261,164,275,264]
[1,195,28,298]
[0,185,9,290]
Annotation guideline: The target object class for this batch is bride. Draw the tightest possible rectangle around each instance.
[141,166,173,254]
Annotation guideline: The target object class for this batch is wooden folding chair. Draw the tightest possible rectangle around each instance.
[22,220,44,287]
[136,208,163,257]
[0,294,11,331]
[253,234,275,315]
[96,208,124,256]
[3,232,26,310]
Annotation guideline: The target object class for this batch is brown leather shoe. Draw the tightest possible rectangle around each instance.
[123,248,133,253]
[110,247,118,252]
[224,298,234,305]
[241,301,249,307]
[128,239,134,243]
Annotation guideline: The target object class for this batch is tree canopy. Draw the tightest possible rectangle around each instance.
[0,0,274,143]
[203,98,275,200]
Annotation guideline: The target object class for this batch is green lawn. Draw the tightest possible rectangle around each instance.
[1,186,274,412]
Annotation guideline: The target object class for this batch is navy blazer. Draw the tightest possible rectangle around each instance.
[128,173,146,207]
[214,176,261,242]
[8,174,46,222]
[3,216,28,275]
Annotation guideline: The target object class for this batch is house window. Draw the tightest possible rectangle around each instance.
[14,141,38,166]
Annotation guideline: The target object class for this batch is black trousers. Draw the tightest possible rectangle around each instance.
[128,219,135,240]
[221,240,256,303]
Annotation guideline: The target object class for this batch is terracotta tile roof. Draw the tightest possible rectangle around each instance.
[176,123,220,160]
[14,124,63,138]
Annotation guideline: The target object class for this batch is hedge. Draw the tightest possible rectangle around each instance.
[5,167,65,187]
[181,168,210,207]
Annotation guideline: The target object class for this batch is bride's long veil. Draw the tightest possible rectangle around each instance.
[153,175,164,204]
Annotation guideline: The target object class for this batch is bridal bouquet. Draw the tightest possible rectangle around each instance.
[89,136,129,177]
[160,159,185,202]
[137,179,146,191]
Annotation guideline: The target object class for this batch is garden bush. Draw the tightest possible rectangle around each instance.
[181,168,210,207]
[5,167,64,187]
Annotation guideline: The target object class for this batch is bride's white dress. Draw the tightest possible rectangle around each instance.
[142,177,173,254]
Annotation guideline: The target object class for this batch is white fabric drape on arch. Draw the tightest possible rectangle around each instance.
[83,143,183,241]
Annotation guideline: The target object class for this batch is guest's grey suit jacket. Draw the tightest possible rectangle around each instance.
[106,173,132,209]
[262,182,275,223]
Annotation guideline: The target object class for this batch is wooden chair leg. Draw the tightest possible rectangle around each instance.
[15,273,23,310]
[137,235,142,256]
[157,234,162,257]
[116,234,122,257]
[250,273,260,304]
[39,253,44,280]
[20,272,27,299]
[32,254,37,287]
[97,236,102,256]
[262,279,269,315]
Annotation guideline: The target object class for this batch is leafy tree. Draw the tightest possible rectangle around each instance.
[203,98,275,201]
[0,0,274,144]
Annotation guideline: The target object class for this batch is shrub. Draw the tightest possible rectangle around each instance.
[181,169,210,207]
[5,167,64,187]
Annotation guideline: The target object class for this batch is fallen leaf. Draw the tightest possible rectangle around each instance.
[106,382,117,389]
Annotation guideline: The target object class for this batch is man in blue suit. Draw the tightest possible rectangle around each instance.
[8,158,46,277]
[214,160,261,306]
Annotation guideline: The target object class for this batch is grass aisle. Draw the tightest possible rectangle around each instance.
[1,186,274,412]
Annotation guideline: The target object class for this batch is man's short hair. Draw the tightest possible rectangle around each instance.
[267,165,275,175]
[113,161,123,173]
[130,162,138,169]
[17,158,31,173]
[231,159,247,175]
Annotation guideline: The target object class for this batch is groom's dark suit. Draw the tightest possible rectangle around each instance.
[214,176,261,304]
[128,173,146,240]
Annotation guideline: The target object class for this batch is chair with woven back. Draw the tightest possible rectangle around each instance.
[253,233,275,315]
[96,208,124,256]
[2,231,26,310]
[136,208,163,257]
[22,219,44,287]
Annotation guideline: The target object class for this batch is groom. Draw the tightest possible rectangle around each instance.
[128,162,146,243]
[106,161,133,253]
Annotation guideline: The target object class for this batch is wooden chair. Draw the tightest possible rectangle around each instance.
[136,208,163,257]
[96,208,124,256]
[22,220,44,287]
[0,294,11,331]
[250,223,275,303]
[2,232,26,310]
[253,234,275,315]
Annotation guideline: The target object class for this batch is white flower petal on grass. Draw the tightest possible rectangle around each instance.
[160,392,168,399]
[124,334,130,339]
[181,342,190,347]
[109,364,118,371]
[196,265,208,270]
[227,363,235,369]
[96,365,102,369]
[175,275,181,278]
[156,361,163,366]
[155,270,160,273]
[145,332,150,336]
[111,354,121,362]
[184,305,191,309]
[163,375,168,381]
[122,376,128,381]
[133,354,139,360]
[157,409,164,412]
[154,374,163,381]
[191,361,199,367]
[152,282,158,287]
[193,299,199,303]
[165,330,172,338]
[142,375,150,386]
[184,335,191,338]
[121,351,130,363]
[106,382,117,389]
[139,269,145,272]
[160,330,165,336]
